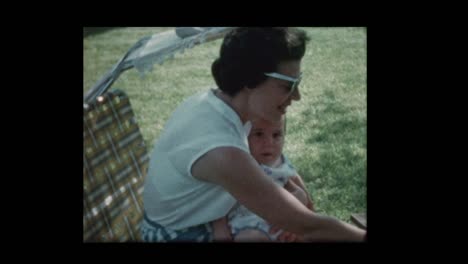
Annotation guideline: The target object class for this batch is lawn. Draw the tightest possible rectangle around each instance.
[83,27,367,223]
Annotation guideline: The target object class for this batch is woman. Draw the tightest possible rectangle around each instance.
[140,27,366,242]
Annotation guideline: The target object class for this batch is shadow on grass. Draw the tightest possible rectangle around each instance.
[83,27,119,38]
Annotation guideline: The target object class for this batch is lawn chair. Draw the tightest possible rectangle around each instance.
[83,27,235,242]
[83,89,148,241]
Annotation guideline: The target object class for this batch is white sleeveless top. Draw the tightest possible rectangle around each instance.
[143,89,251,230]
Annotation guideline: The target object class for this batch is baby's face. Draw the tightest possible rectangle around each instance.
[248,118,284,166]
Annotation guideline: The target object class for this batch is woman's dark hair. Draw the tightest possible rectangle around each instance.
[211,27,310,96]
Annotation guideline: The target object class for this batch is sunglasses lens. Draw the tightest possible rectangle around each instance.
[264,72,302,96]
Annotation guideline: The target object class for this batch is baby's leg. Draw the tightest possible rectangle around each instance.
[234,229,271,242]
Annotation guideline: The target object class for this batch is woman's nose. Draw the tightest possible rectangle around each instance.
[290,87,301,101]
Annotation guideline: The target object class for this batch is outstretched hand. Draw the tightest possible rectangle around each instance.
[268,188,315,242]
[269,225,300,242]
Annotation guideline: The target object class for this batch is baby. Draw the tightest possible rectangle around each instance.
[227,116,314,242]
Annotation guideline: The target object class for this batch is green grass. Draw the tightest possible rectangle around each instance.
[84,27,367,223]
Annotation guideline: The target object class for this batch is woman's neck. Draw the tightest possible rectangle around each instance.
[214,89,249,123]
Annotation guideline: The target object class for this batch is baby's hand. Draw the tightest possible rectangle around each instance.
[269,225,300,242]
[290,188,309,207]
[285,178,312,209]
[307,196,315,211]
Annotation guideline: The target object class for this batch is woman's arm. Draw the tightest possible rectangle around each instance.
[192,147,365,241]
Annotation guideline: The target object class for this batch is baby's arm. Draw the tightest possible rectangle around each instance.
[284,179,309,207]
[286,175,315,211]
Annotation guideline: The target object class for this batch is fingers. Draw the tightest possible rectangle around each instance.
[269,225,280,235]
[277,231,288,242]
[277,231,298,242]
[269,226,299,242]
[307,199,315,211]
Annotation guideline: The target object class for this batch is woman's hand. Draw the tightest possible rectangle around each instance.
[211,216,233,242]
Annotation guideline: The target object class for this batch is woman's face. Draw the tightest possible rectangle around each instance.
[247,60,302,123]
[248,118,284,166]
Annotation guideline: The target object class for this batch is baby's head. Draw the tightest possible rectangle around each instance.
[248,116,285,167]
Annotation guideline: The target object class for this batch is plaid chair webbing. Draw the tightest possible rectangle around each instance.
[83,89,149,242]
